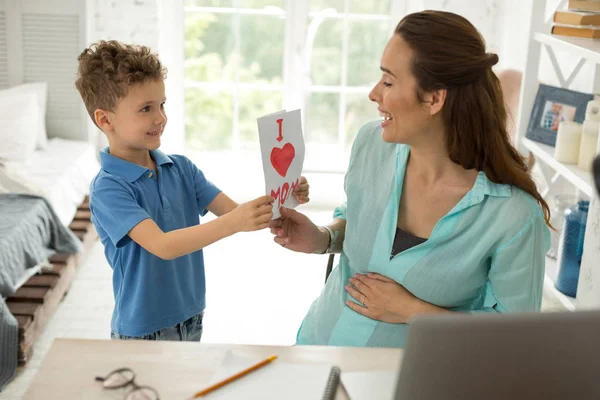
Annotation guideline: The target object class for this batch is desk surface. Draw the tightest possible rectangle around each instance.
[24,339,403,399]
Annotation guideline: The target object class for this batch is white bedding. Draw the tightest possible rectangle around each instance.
[0,138,99,226]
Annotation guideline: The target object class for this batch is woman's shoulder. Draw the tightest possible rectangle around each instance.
[506,186,544,218]
[482,179,548,240]
[350,120,405,158]
[483,179,543,217]
[352,120,381,149]
[474,179,550,252]
[343,121,402,189]
[355,120,382,138]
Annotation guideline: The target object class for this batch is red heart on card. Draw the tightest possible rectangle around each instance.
[270,143,296,178]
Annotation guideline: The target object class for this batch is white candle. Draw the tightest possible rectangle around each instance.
[585,99,600,122]
[554,121,582,164]
[578,120,600,171]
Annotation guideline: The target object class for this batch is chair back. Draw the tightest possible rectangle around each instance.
[325,254,335,283]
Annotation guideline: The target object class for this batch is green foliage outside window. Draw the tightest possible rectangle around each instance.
[183,4,390,151]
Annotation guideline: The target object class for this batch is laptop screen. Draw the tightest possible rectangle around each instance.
[394,311,600,400]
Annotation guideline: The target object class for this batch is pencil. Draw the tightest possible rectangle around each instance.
[192,354,278,398]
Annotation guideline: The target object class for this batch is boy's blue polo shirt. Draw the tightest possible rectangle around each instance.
[90,148,221,337]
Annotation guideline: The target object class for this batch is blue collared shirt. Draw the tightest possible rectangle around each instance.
[90,148,220,337]
[297,121,551,348]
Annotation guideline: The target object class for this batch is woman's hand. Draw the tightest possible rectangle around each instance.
[269,207,329,254]
[345,273,449,323]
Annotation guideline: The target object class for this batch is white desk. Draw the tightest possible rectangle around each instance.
[23,339,403,399]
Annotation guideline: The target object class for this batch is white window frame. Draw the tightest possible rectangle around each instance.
[178,0,409,170]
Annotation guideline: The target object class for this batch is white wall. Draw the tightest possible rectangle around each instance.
[424,0,504,65]
[88,0,184,153]
[496,0,532,72]
[2,0,90,142]
[91,0,159,49]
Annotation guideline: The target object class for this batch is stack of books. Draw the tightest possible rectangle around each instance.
[552,0,600,39]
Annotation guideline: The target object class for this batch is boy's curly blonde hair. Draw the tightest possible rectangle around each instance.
[75,40,167,127]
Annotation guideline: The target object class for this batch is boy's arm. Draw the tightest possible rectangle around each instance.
[92,174,272,260]
[206,192,238,217]
[128,195,274,260]
[128,216,234,260]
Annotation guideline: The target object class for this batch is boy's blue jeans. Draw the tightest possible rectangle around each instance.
[110,311,204,342]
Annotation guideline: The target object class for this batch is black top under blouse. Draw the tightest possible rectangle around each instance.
[390,228,427,259]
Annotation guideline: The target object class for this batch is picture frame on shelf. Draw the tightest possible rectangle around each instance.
[525,84,593,146]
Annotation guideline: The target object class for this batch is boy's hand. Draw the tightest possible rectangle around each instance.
[293,176,310,204]
[227,195,274,232]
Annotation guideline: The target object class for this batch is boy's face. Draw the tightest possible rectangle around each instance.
[101,79,167,152]
[551,103,562,114]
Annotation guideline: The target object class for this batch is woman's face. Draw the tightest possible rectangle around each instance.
[369,35,433,144]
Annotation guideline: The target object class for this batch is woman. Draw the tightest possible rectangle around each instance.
[271,10,551,348]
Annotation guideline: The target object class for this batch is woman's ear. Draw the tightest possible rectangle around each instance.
[426,88,447,116]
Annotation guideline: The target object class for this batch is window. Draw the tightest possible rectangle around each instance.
[184,0,405,172]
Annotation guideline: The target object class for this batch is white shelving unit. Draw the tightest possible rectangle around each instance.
[515,0,600,311]
[534,32,600,65]
[523,138,595,197]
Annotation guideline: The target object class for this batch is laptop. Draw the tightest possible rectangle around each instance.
[394,310,600,399]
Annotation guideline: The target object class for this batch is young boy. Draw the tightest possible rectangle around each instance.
[75,40,309,341]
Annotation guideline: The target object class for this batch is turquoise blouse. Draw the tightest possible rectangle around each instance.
[297,121,550,348]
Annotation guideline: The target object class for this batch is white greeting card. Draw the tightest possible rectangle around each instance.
[257,109,305,219]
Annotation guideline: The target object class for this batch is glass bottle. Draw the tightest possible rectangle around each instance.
[547,194,577,259]
[555,200,589,297]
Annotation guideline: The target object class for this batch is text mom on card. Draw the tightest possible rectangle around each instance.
[257,109,305,219]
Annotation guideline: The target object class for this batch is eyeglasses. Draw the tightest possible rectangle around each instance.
[95,367,160,400]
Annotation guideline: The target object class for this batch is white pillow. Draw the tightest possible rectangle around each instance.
[0,92,40,162]
[0,82,48,149]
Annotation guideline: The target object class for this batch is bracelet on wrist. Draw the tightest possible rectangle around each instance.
[320,225,335,254]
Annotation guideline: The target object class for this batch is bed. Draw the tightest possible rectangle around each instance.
[0,137,100,227]
[0,138,100,390]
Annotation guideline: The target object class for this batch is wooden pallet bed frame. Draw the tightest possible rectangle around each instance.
[5,196,98,365]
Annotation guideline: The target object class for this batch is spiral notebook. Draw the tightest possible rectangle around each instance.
[201,351,340,399]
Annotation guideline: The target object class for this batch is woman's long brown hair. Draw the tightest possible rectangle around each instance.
[396,10,551,227]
